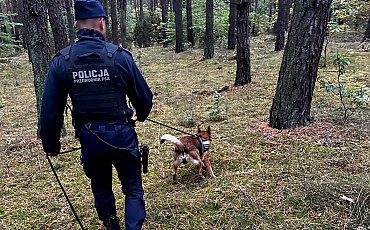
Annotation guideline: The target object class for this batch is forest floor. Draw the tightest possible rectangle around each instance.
[0,34,370,229]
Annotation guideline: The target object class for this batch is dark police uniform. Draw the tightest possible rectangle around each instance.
[40,27,152,229]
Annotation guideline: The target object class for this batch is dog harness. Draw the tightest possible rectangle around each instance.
[195,134,210,157]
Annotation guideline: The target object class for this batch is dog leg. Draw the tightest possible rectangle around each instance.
[203,154,216,178]
[173,164,177,181]
[172,158,182,182]
[189,150,204,179]
[197,162,204,179]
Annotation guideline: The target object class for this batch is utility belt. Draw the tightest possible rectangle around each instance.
[75,118,136,130]
[77,120,149,174]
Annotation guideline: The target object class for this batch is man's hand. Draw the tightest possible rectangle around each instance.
[46,152,59,156]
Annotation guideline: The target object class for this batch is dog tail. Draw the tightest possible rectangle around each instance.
[160,134,184,151]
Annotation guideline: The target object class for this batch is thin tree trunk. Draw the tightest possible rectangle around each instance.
[133,0,139,23]
[235,0,251,86]
[363,17,370,42]
[119,0,128,48]
[22,0,52,135]
[227,2,237,50]
[269,0,333,129]
[102,0,111,41]
[4,0,14,36]
[169,0,173,12]
[65,0,75,44]
[139,0,144,23]
[186,0,194,46]
[161,0,169,47]
[173,0,183,53]
[15,0,27,49]
[274,0,291,51]
[267,0,274,33]
[250,0,259,36]
[110,0,119,45]
[204,0,214,59]
[47,0,68,53]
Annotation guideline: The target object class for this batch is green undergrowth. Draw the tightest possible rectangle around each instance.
[0,34,369,229]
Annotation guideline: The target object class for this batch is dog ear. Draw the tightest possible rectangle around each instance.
[207,126,211,138]
[197,125,201,134]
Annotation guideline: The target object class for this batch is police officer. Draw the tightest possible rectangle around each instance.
[40,0,153,229]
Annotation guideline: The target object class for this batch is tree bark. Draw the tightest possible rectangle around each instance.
[173,0,183,53]
[161,0,169,47]
[101,0,111,41]
[274,0,291,51]
[47,0,68,53]
[186,0,194,46]
[250,0,259,36]
[110,0,119,45]
[22,0,52,135]
[204,0,214,59]
[269,0,333,129]
[267,0,275,33]
[65,0,75,44]
[139,0,144,23]
[235,0,251,86]
[363,17,370,42]
[15,0,27,49]
[227,2,237,50]
[119,0,128,48]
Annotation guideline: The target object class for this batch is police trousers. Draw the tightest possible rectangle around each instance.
[78,123,146,230]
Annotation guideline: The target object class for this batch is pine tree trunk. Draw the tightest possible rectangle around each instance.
[22,0,52,135]
[173,0,183,53]
[251,0,260,36]
[169,0,173,12]
[119,0,128,48]
[274,0,291,51]
[161,0,169,47]
[110,0,119,45]
[267,0,275,33]
[15,0,27,49]
[235,0,251,86]
[204,0,214,59]
[269,0,333,129]
[139,0,144,23]
[227,3,236,50]
[186,0,194,46]
[47,0,68,53]
[65,0,75,44]
[101,0,111,41]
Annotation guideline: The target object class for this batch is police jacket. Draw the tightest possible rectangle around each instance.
[40,29,153,153]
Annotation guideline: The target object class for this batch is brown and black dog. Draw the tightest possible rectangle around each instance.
[160,126,216,181]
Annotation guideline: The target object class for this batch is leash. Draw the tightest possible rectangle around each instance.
[59,147,82,155]
[46,153,85,230]
[146,118,193,136]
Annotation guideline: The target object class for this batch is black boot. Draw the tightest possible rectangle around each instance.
[103,215,121,230]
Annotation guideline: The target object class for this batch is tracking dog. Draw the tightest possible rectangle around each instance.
[160,126,216,181]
